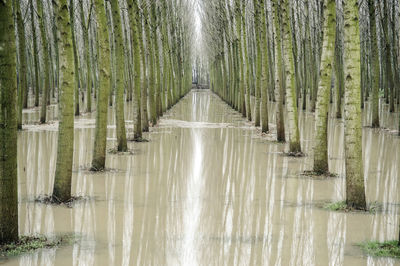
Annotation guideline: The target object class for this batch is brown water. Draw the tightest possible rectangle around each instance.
[2,89,400,265]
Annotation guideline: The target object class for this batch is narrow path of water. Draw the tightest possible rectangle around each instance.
[4,89,400,265]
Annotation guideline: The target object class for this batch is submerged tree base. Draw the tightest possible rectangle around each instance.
[359,241,400,259]
[108,148,136,155]
[322,201,381,212]
[35,195,88,208]
[0,235,73,258]
[301,170,338,179]
[283,151,305,157]
[128,136,149,143]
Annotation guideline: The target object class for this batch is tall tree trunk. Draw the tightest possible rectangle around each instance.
[91,0,111,171]
[52,0,76,202]
[242,1,252,121]
[369,0,380,128]
[0,0,18,244]
[80,0,92,112]
[110,0,127,151]
[144,4,156,126]
[273,0,285,142]
[253,0,262,127]
[260,0,269,133]
[282,0,301,153]
[128,0,142,140]
[38,0,51,124]
[30,0,41,107]
[313,0,336,174]
[16,0,27,130]
[138,7,149,132]
[343,0,366,209]
[70,0,80,116]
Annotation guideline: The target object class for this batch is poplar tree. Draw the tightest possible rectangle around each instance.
[0,0,18,244]
[110,0,128,151]
[313,0,336,174]
[91,0,111,171]
[343,0,366,209]
[52,0,76,202]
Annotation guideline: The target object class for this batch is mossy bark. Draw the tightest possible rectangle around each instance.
[30,0,40,107]
[273,0,285,142]
[16,0,27,130]
[127,0,142,139]
[52,0,76,202]
[70,0,80,117]
[260,0,269,133]
[79,0,92,113]
[110,0,127,151]
[235,0,246,117]
[282,0,301,153]
[138,9,149,132]
[368,0,380,128]
[313,0,336,174]
[253,0,262,127]
[91,0,111,171]
[38,0,51,124]
[0,0,18,244]
[150,3,162,118]
[144,5,156,126]
[242,1,251,121]
[343,0,366,209]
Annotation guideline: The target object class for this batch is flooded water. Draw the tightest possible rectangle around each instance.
[2,89,400,265]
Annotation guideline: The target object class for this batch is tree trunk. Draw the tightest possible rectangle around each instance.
[38,0,51,124]
[91,0,111,171]
[343,0,366,209]
[110,0,127,151]
[30,0,40,107]
[0,0,18,244]
[273,0,285,142]
[16,0,27,130]
[282,0,301,153]
[52,0,76,202]
[369,0,380,128]
[313,0,336,174]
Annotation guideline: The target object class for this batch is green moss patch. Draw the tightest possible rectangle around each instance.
[0,235,73,258]
[322,201,380,213]
[323,201,348,211]
[359,241,400,259]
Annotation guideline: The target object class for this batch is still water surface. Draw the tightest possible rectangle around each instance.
[2,89,400,265]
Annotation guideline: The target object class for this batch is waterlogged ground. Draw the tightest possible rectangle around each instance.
[2,89,400,265]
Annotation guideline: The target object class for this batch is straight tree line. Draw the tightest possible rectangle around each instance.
[0,0,195,244]
[202,0,400,210]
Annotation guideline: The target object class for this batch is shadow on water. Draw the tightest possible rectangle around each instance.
[5,89,400,265]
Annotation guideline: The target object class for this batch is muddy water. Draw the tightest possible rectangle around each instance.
[3,89,400,265]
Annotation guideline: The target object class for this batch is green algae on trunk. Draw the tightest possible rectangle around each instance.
[313,0,336,174]
[110,0,128,152]
[343,0,366,209]
[0,0,18,244]
[53,0,76,202]
[91,0,111,171]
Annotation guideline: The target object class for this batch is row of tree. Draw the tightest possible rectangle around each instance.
[202,0,400,210]
[0,0,194,244]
